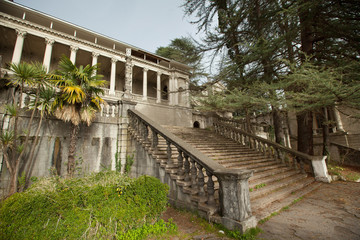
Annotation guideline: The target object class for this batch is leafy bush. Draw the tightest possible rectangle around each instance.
[0,171,170,239]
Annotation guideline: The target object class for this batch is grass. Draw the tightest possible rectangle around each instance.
[328,162,360,182]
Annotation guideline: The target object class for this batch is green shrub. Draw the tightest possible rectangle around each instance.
[0,171,170,240]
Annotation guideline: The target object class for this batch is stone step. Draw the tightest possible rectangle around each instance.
[249,173,308,200]
[213,154,270,162]
[198,149,259,156]
[250,177,315,213]
[225,160,281,170]
[253,181,322,221]
[249,166,294,181]
[249,169,300,188]
[217,157,271,166]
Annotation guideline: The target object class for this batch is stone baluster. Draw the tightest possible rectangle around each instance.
[151,128,158,151]
[294,155,299,170]
[190,157,198,190]
[299,158,305,173]
[206,170,215,205]
[183,153,190,182]
[177,149,184,176]
[197,163,205,196]
[166,140,172,165]
[143,124,149,142]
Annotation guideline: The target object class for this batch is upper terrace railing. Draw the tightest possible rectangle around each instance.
[214,120,331,182]
[127,109,257,231]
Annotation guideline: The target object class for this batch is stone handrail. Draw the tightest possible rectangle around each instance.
[128,109,257,232]
[214,121,331,182]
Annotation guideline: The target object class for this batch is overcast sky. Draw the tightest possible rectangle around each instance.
[14,0,201,54]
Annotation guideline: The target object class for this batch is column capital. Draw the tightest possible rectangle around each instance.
[45,38,55,46]
[126,48,132,57]
[92,52,100,58]
[143,68,148,72]
[157,72,162,77]
[111,57,118,63]
[70,45,79,52]
[15,29,27,37]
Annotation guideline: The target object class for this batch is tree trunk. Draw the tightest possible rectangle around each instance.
[67,123,79,178]
[297,0,315,155]
[322,107,330,160]
[273,108,285,145]
[297,111,314,155]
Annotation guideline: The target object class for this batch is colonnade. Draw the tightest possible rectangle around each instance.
[7,27,190,107]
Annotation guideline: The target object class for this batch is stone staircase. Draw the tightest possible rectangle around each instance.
[165,126,322,221]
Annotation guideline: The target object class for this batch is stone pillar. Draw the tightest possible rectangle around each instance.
[91,52,99,76]
[169,73,174,106]
[142,68,148,100]
[156,72,161,103]
[312,156,332,182]
[214,168,257,233]
[11,29,27,64]
[333,106,345,132]
[124,48,133,96]
[92,52,99,66]
[109,57,117,95]
[43,38,54,73]
[174,77,179,106]
[69,45,78,64]
[185,79,190,108]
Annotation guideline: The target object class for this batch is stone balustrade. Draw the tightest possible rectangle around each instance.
[128,109,257,232]
[214,121,332,183]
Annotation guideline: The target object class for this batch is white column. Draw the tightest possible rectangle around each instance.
[110,57,117,95]
[142,68,148,100]
[169,74,174,106]
[43,38,54,73]
[156,72,161,103]
[333,106,345,132]
[69,45,78,64]
[185,79,190,107]
[91,52,99,76]
[11,29,27,64]
[92,52,99,66]
[174,77,179,106]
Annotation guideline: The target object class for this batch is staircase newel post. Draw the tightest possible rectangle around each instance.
[214,168,257,233]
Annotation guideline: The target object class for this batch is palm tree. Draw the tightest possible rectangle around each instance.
[50,56,106,177]
[1,61,47,196]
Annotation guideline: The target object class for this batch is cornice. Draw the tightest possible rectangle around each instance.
[0,12,127,59]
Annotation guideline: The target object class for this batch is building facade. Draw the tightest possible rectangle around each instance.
[0,0,199,194]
